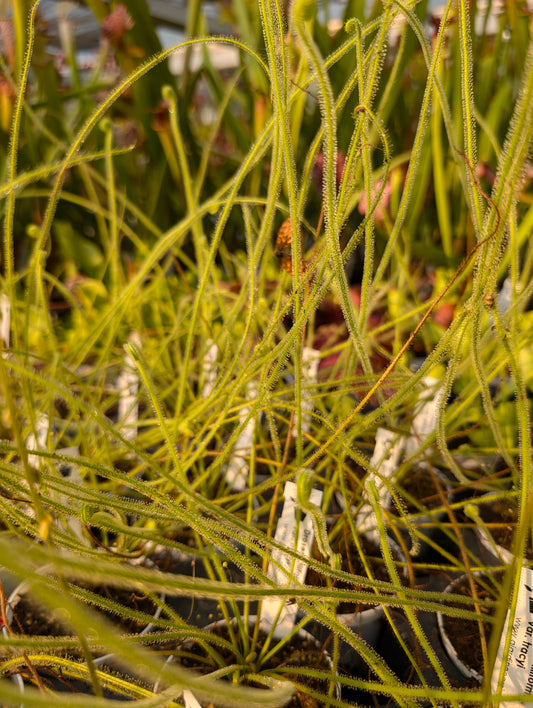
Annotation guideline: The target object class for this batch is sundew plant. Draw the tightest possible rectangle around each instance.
[0,0,533,705]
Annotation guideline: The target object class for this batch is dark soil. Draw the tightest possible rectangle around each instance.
[440,572,502,678]
[338,534,403,582]
[306,534,405,614]
[159,622,336,708]
[163,527,201,551]
[148,544,199,575]
[398,468,451,513]
[477,497,533,560]
[9,582,158,636]
[75,583,159,633]
[9,592,72,637]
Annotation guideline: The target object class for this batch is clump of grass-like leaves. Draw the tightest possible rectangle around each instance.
[0,0,532,706]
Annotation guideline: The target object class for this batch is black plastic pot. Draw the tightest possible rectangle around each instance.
[301,532,408,675]
[153,614,341,707]
[147,540,256,626]
[5,561,164,648]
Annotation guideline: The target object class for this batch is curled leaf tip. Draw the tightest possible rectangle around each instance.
[162,84,175,102]
[464,503,480,521]
[99,118,113,133]
[296,467,314,503]
[344,18,361,34]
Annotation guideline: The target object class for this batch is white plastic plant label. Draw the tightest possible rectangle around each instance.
[261,481,322,638]
[497,277,512,316]
[370,428,405,494]
[54,445,86,542]
[183,690,202,708]
[0,294,10,350]
[404,375,445,457]
[117,332,141,443]
[358,427,405,535]
[56,445,82,485]
[491,566,533,706]
[224,382,257,492]
[201,339,219,398]
[27,413,49,470]
[292,347,319,437]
